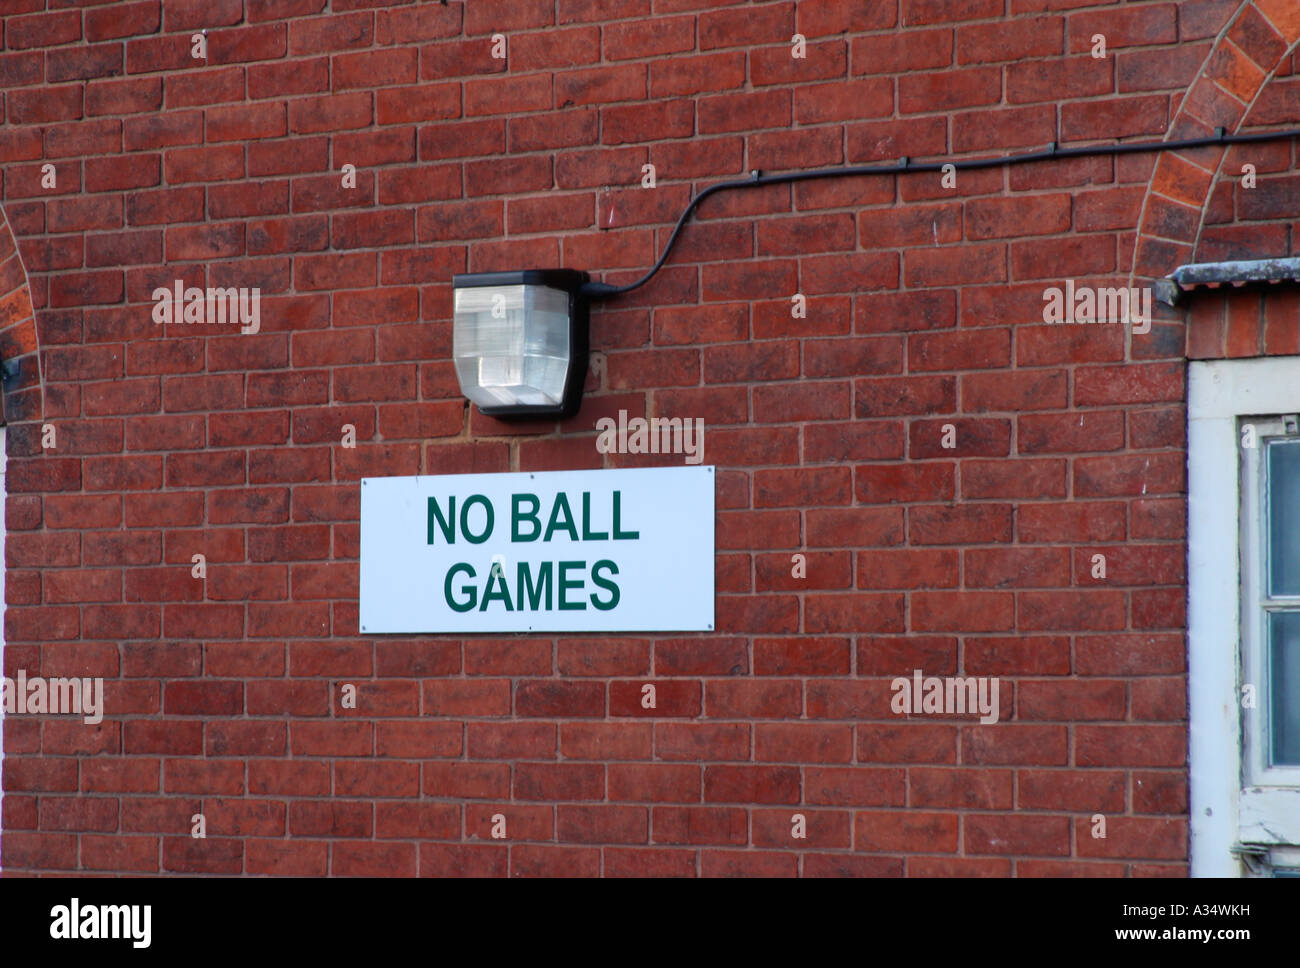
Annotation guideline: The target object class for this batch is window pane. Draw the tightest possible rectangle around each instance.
[1267,439,1300,596]
[1270,610,1300,766]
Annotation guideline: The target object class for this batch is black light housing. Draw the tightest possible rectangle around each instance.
[451,269,590,419]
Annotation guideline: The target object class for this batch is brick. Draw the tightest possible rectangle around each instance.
[654,638,745,676]
[8,85,82,124]
[289,92,373,134]
[7,11,81,49]
[699,89,791,134]
[900,66,1001,113]
[289,12,373,54]
[855,810,957,852]
[651,52,746,98]
[1062,95,1169,140]
[1077,726,1187,767]
[47,44,124,85]
[514,763,604,801]
[1075,817,1186,860]
[756,724,853,763]
[465,722,553,761]
[857,550,958,590]
[704,766,800,804]
[753,40,848,87]
[556,64,644,107]
[602,99,693,145]
[655,724,750,762]
[419,844,507,878]
[608,765,698,804]
[87,3,160,42]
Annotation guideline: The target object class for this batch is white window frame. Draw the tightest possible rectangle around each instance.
[1189,357,1300,876]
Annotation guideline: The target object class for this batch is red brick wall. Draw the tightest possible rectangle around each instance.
[1,0,1298,877]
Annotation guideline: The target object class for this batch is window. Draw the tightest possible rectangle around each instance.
[1189,358,1300,877]
[1241,424,1300,782]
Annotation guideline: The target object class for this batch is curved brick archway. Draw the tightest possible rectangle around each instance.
[1131,0,1300,282]
[0,205,42,427]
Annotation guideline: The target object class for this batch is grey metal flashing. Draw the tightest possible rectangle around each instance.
[1157,257,1300,305]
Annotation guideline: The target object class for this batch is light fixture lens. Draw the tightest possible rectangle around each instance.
[454,283,571,410]
[451,269,590,419]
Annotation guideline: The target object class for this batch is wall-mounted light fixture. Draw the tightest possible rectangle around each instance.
[452,269,590,419]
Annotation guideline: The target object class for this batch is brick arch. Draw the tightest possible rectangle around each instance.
[0,204,42,425]
[1131,0,1300,283]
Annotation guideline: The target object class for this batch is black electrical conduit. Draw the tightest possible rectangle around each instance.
[579,126,1300,300]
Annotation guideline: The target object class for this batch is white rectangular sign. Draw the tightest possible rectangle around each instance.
[360,466,715,633]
